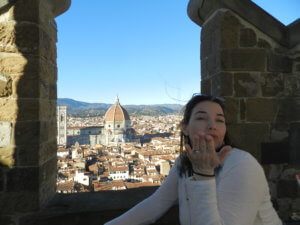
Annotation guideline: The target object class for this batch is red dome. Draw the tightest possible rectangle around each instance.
[104,97,130,122]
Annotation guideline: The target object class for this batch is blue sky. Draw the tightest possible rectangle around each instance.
[56,0,299,105]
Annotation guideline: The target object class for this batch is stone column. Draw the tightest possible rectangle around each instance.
[0,0,70,224]
[188,0,300,220]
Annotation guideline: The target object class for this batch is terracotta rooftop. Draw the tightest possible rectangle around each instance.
[104,96,130,122]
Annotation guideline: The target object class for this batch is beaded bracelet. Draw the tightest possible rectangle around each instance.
[193,170,215,177]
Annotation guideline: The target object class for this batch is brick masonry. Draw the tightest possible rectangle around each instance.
[196,8,300,221]
[0,0,70,224]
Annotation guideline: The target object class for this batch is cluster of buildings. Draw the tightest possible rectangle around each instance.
[56,97,182,192]
[57,97,139,147]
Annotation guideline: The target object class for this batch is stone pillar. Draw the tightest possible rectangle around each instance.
[0,0,70,224]
[188,0,300,221]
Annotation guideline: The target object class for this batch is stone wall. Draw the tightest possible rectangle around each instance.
[188,0,300,221]
[0,0,299,224]
[0,0,70,224]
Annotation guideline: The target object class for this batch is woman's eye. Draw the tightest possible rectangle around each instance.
[196,117,205,120]
[216,119,225,123]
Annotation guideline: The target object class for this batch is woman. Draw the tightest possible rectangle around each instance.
[105,94,282,225]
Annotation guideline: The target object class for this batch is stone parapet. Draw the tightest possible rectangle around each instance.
[0,0,70,224]
[187,0,298,48]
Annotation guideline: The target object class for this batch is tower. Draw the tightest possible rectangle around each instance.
[57,106,67,146]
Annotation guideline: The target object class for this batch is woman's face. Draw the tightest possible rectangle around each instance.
[183,101,226,149]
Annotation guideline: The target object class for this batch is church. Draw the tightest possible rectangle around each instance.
[57,97,138,147]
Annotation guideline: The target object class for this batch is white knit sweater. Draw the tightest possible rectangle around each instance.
[104,149,282,225]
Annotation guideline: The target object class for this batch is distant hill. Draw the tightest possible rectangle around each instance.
[57,98,183,117]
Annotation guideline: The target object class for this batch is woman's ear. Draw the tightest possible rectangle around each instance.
[182,124,189,136]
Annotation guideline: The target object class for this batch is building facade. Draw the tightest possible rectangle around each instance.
[64,97,138,146]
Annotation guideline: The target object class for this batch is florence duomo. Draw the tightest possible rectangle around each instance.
[57,96,138,147]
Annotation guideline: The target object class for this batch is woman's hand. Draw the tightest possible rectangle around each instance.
[185,132,232,176]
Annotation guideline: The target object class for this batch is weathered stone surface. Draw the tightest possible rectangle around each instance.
[0,215,16,225]
[218,11,240,49]
[40,157,57,185]
[289,122,300,165]
[201,10,240,57]
[0,146,15,167]
[268,181,277,198]
[0,121,12,147]
[277,180,298,198]
[48,83,57,100]
[277,198,292,220]
[39,157,57,205]
[0,22,16,53]
[292,198,300,211]
[270,123,289,142]
[39,99,56,121]
[280,168,297,180]
[267,53,292,73]
[220,49,266,71]
[0,22,55,60]
[211,72,233,96]
[277,97,300,122]
[274,47,287,55]
[234,72,261,97]
[10,65,57,100]
[16,121,57,166]
[0,55,56,81]
[261,73,284,97]
[0,55,39,75]
[239,98,246,121]
[15,143,39,167]
[6,167,39,192]
[239,28,257,47]
[0,55,28,75]
[40,120,56,145]
[0,169,4,191]
[13,121,40,146]
[0,99,39,121]
[201,53,219,78]
[40,141,56,165]
[295,63,300,72]
[40,60,57,83]
[268,164,284,181]
[10,0,39,23]
[246,98,279,122]
[11,73,40,98]
[227,123,269,159]
[0,191,39,214]
[39,140,57,166]
[284,75,300,97]
[261,141,289,165]
[257,38,271,49]
[0,73,12,97]
[223,97,239,123]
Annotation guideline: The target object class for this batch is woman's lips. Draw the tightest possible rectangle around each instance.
[207,134,219,144]
[207,134,218,139]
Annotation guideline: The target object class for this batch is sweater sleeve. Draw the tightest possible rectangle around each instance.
[185,152,281,225]
[104,160,178,225]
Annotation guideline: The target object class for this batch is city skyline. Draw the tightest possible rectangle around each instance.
[56,0,299,105]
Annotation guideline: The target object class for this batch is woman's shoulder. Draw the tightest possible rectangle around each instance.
[222,148,262,171]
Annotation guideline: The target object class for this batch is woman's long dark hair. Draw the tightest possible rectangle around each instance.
[178,94,235,177]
